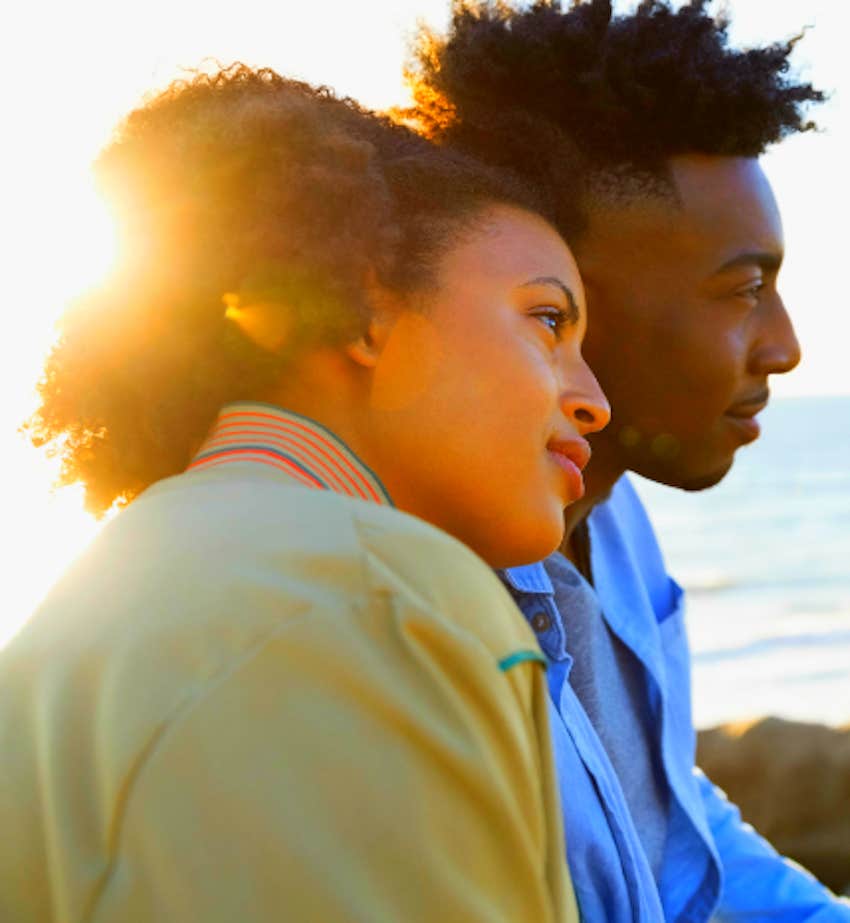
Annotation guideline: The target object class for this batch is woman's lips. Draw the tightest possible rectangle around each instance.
[547,437,591,501]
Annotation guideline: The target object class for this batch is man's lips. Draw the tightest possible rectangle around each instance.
[726,388,770,418]
[724,388,770,442]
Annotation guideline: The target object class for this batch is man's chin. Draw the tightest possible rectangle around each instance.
[600,427,740,492]
[676,464,733,492]
[634,454,735,492]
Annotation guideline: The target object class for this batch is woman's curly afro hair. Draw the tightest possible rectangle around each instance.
[407,0,824,208]
[26,65,550,515]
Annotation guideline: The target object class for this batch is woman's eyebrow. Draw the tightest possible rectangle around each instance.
[520,276,580,324]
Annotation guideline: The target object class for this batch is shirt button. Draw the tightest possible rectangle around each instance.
[531,611,551,634]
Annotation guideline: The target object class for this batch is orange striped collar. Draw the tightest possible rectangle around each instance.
[188,402,393,507]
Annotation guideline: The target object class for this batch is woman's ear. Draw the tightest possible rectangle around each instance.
[345,315,394,369]
[345,271,403,369]
[345,268,443,411]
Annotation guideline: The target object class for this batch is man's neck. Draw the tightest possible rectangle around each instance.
[560,442,626,565]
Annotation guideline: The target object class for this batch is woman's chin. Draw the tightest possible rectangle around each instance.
[473,517,564,571]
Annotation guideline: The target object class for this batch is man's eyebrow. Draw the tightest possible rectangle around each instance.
[713,251,783,275]
[520,276,580,324]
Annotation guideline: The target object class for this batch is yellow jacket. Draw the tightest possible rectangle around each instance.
[0,415,577,922]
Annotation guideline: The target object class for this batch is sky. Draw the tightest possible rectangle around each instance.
[1,0,848,641]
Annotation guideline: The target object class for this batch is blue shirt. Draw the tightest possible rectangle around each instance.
[543,552,669,881]
[504,476,850,923]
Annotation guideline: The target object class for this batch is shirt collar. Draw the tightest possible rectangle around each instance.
[500,561,555,596]
[499,561,571,662]
[188,401,393,507]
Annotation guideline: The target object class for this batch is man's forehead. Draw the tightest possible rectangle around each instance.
[668,154,777,215]
[579,154,783,268]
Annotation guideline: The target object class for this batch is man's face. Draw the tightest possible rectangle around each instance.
[574,155,801,490]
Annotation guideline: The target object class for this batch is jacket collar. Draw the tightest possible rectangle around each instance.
[188,401,393,507]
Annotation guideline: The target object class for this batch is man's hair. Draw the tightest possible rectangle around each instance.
[26,65,549,515]
[407,0,824,218]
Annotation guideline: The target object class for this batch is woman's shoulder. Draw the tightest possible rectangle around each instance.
[166,466,535,667]
[16,465,530,657]
[4,468,540,745]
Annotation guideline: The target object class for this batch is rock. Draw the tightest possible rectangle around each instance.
[697,716,850,895]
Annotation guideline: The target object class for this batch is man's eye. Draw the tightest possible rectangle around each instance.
[737,281,765,300]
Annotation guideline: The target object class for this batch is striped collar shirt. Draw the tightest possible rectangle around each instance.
[188,401,393,507]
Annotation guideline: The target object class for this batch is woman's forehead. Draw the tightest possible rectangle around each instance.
[442,204,580,281]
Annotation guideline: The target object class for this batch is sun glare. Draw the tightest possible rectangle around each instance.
[57,179,119,304]
[4,159,120,647]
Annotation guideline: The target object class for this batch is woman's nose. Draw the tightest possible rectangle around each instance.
[560,361,611,436]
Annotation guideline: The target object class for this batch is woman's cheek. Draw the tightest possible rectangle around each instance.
[370,314,445,413]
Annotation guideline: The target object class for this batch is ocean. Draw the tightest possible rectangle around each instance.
[632,395,850,730]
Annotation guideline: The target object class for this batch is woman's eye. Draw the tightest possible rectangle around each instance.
[532,307,569,338]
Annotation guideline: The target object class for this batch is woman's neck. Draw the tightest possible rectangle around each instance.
[560,439,627,563]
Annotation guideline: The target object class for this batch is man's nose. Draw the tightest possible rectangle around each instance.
[749,296,802,377]
[560,361,611,436]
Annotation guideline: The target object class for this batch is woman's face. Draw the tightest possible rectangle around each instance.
[367,204,610,568]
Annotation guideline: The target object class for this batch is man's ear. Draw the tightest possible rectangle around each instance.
[345,271,403,369]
